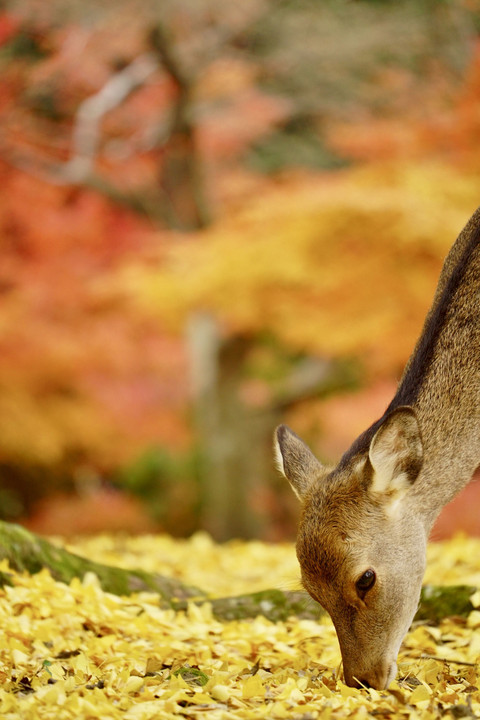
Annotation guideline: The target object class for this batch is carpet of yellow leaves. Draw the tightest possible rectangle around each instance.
[1,533,480,719]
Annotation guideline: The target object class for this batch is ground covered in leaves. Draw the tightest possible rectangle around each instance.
[1,533,480,719]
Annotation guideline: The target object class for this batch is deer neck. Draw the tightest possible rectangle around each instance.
[342,214,480,532]
[396,217,480,528]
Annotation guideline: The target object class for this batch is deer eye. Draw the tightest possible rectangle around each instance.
[356,569,376,597]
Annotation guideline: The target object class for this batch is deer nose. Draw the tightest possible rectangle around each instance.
[356,677,372,689]
[351,660,397,690]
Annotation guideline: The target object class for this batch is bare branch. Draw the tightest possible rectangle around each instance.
[65,53,159,182]
[1,53,159,187]
[0,51,169,221]
[271,357,360,413]
[149,25,193,91]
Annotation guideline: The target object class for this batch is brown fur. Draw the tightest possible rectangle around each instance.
[275,206,480,689]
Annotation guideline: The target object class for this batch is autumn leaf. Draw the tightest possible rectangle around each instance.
[1,533,480,718]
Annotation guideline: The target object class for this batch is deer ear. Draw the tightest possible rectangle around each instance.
[274,425,326,500]
[368,406,423,497]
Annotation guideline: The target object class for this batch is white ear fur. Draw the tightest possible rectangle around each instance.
[274,425,326,500]
[369,406,423,500]
[273,434,287,477]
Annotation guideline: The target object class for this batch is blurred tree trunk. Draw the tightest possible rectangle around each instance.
[187,314,261,540]
[150,24,363,541]
[150,23,264,539]
[150,25,210,231]
[187,314,360,540]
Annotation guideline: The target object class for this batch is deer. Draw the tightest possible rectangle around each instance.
[274,206,480,690]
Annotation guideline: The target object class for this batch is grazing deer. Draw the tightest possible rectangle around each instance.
[275,206,480,690]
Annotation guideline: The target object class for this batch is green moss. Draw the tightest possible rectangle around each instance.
[0,521,477,628]
[416,585,475,624]
[0,521,204,604]
[203,589,324,623]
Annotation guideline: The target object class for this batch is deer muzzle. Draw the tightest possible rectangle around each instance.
[343,657,397,690]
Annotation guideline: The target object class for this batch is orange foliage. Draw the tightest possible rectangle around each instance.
[327,40,480,168]
[126,162,480,377]
[432,474,480,540]
[0,6,288,485]
[23,487,156,536]
[0,11,19,46]
[0,161,189,469]
[199,85,291,159]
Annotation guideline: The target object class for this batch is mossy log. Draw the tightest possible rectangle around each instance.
[416,584,476,624]
[0,521,204,603]
[0,521,475,625]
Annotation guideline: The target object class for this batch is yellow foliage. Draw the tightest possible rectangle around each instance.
[0,384,117,465]
[125,161,480,374]
[1,533,480,718]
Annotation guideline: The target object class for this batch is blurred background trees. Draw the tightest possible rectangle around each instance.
[1,0,480,540]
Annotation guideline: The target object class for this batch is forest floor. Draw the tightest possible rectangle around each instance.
[1,532,480,719]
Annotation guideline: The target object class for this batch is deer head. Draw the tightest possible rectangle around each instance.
[275,407,427,689]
